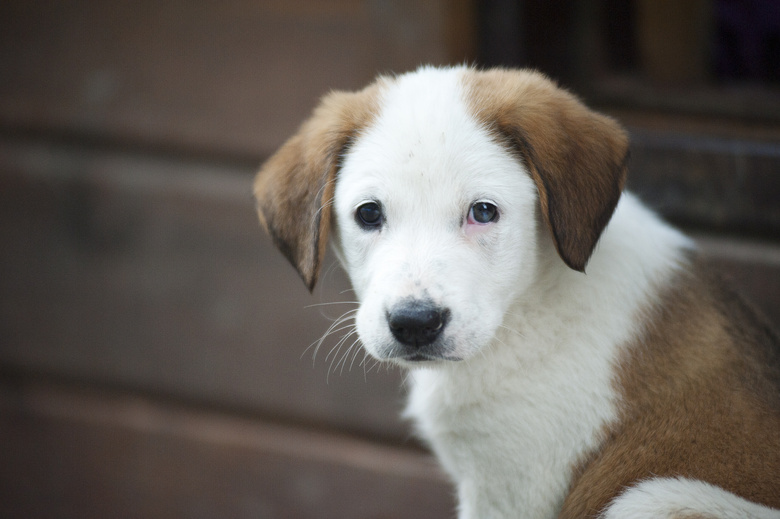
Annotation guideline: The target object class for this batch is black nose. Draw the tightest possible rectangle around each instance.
[387,301,450,347]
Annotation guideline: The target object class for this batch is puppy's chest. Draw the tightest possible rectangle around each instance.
[406,363,619,518]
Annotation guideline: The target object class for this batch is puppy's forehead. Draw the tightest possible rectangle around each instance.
[371,67,476,152]
[378,67,470,129]
[341,67,509,195]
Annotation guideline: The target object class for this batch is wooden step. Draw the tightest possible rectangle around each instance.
[0,377,453,519]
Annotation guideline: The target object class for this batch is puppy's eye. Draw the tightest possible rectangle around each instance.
[469,202,499,224]
[356,202,383,229]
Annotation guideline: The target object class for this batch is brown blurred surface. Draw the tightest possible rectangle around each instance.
[0,377,452,519]
[0,0,473,158]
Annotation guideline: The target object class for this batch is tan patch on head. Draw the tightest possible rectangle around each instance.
[462,68,628,272]
[254,81,383,290]
[561,261,780,517]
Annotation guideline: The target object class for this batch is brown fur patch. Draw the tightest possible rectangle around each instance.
[561,259,780,517]
[463,68,628,272]
[253,82,382,290]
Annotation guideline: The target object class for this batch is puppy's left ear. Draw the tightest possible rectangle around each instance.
[254,86,379,291]
[467,69,629,272]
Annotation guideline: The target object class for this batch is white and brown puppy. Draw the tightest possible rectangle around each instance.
[254,66,780,519]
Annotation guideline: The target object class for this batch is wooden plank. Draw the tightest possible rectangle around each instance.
[0,0,475,158]
[0,378,454,519]
[627,127,780,237]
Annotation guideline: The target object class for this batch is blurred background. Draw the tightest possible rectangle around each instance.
[0,1,778,517]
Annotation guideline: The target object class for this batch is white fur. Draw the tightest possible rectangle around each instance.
[330,66,771,519]
[402,193,690,519]
[602,477,780,519]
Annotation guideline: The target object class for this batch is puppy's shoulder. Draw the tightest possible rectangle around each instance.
[560,255,780,517]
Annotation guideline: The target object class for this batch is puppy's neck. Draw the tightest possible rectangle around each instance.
[492,194,692,371]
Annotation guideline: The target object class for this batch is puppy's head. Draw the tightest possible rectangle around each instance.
[255,67,628,366]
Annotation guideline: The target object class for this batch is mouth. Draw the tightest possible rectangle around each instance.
[394,351,463,363]
[403,353,435,362]
[376,334,465,364]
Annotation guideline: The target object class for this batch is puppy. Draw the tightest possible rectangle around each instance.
[254,66,780,519]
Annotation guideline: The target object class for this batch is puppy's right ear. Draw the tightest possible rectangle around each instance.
[254,86,379,291]
[466,69,628,272]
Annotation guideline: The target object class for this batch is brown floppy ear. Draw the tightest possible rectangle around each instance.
[254,85,380,291]
[466,69,629,272]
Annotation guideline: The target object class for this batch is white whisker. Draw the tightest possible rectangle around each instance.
[337,335,362,376]
[302,308,358,364]
[304,301,360,309]
[348,336,364,373]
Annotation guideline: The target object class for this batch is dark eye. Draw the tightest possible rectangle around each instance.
[356,202,383,229]
[470,202,499,224]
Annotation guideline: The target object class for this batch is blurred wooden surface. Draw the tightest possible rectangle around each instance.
[0,377,452,519]
[1,2,779,518]
[0,0,474,158]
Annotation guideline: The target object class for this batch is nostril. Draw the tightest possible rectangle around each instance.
[387,301,451,347]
